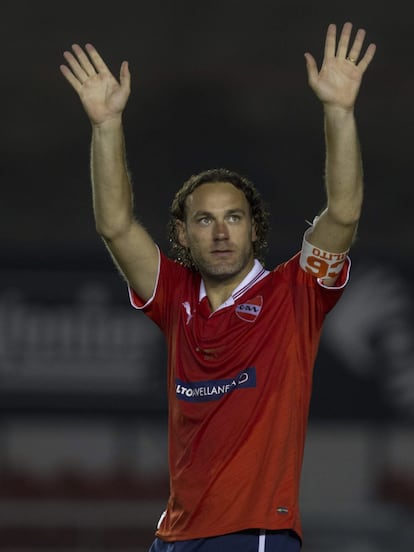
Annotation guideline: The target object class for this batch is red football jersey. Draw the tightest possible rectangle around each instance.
[129,250,349,541]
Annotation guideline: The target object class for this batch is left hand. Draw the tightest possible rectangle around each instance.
[60,44,131,126]
[305,22,376,111]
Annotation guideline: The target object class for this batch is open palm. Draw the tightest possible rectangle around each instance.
[305,23,376,110]
[60,44,130,125]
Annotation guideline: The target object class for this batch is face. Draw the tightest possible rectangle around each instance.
[177,182,257,283]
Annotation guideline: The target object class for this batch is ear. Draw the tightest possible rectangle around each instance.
[176,220,188,248]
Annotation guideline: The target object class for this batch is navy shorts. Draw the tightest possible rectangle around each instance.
[149,529,301,551]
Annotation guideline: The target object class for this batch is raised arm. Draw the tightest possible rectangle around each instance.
[304,22,376,254]
[60,44,158,302]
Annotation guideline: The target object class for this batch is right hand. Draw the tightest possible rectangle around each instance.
[60,44,130,125]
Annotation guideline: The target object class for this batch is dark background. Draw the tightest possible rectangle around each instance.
[3,0,413,268]
[1,2,414,550]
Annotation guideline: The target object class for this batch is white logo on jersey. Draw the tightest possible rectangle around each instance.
[176,367,257,402]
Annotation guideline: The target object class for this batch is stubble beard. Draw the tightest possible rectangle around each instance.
[191,245,254,283]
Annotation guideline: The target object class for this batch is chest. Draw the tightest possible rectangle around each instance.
[173,285,295,377]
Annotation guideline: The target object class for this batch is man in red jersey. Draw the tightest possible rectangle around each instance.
[61,22,376,552]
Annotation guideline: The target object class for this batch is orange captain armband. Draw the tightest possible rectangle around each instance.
[299,227,349,286]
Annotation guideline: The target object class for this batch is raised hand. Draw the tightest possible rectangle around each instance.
[304,22,376,111]
[60,44,130,125]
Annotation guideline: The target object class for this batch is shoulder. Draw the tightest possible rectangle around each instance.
[269,251,350,314]
[130,250,200,310]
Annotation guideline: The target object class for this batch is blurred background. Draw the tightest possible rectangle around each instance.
[1,0,414,550]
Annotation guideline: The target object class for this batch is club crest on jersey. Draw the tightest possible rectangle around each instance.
[235,296,263,322]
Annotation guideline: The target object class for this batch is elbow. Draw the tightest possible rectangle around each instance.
[95,216,132,242]
[339,209,361,227]
[332,212,361,228]
[327,196,363,227]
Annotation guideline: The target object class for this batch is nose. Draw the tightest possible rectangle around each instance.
[213,220,229,240]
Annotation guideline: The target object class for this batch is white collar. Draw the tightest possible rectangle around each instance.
[199,259,269,312]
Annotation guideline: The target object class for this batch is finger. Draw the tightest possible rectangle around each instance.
[336,21,353,59]
[356,43,377,73]
[119,61,131,91]
[347,28,366,64]
[63,49,89,83]
[71,44,97,76]
[85,43,111,74]
[324,23,337,60]
[59,63,82,93]
[304,52,319,85]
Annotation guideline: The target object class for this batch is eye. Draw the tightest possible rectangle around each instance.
[227,213,241,223]
[197,216,212,226]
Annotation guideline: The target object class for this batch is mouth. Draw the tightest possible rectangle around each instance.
[210,250,234,258]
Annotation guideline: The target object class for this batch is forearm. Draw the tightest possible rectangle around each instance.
[324,105,363,226]
[91,117,134,239]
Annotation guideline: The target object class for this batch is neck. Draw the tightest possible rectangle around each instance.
[204,281,238,312]
[201,260,256,312]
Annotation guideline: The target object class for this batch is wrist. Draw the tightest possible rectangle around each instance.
[92,115,124,132]
[323,103,355,119]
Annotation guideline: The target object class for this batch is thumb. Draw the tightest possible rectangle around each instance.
[120,60,131,91]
